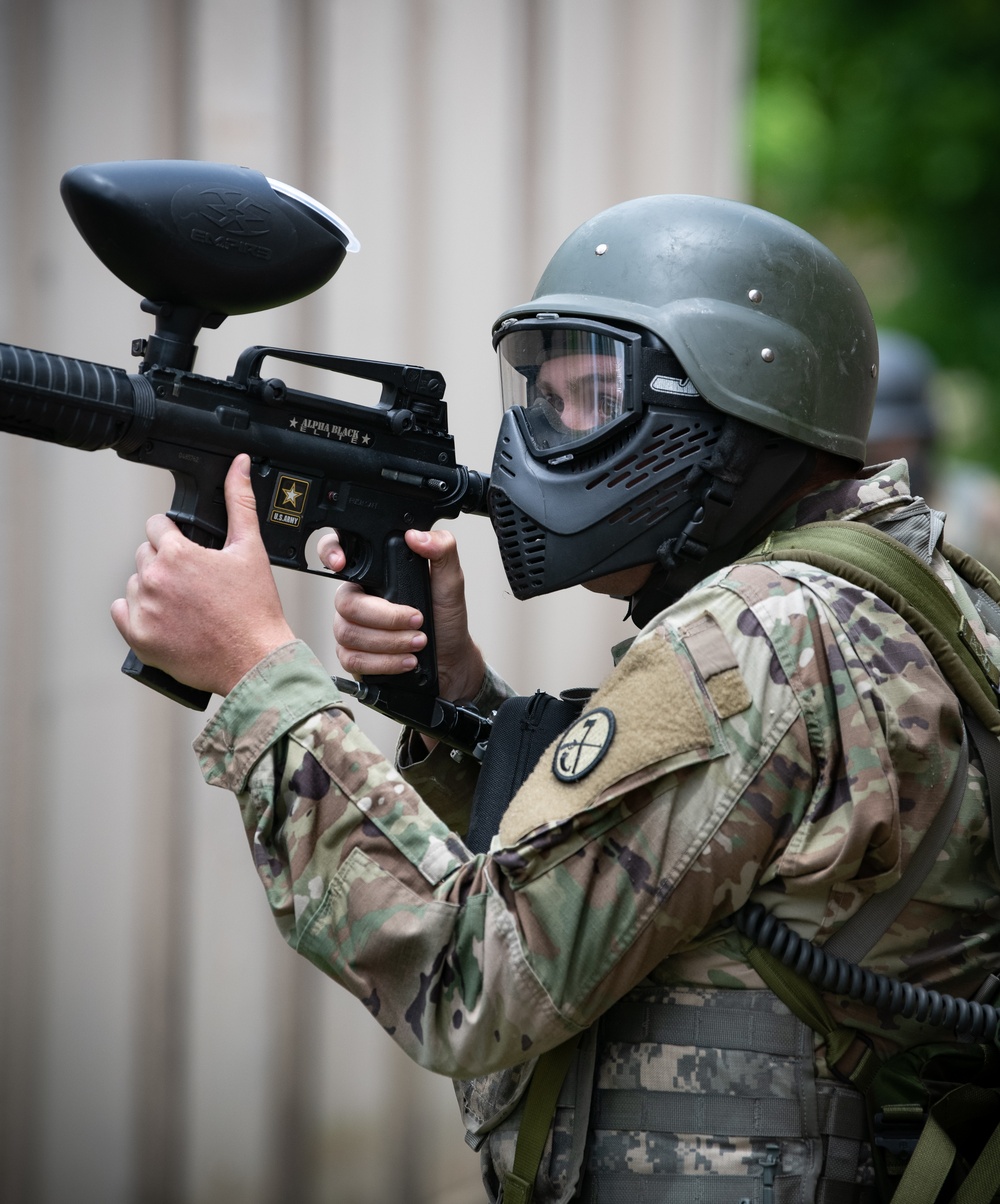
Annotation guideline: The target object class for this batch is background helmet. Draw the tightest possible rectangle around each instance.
[867,329,937,446]
[488,194,878,617]
[866,328,938,497]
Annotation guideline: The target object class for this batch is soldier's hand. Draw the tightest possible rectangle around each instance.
[111,455,295,696]
[318,527,486,704]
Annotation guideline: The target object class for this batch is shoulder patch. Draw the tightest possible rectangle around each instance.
[680,611,752,720]
[497,628,718,847]
[552,708,616,781]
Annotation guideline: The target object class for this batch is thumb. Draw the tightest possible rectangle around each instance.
[407,528,464,594]
[223,454,261,548]
[406,528,457,565]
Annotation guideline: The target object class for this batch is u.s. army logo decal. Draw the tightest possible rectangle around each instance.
[268,474,310,528]
[553,707,616,782]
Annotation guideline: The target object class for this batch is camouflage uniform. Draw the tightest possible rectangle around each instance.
[195,459,1000,1201]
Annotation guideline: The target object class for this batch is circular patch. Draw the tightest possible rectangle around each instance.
[552,707,616,782]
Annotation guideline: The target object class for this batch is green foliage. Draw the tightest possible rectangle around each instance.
[750,0,1000,464]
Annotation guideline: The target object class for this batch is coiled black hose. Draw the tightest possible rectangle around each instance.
[735,901,1000,1043]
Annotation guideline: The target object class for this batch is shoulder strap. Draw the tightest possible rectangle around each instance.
[742,521,1000,734]
[889,1083,1000,1204]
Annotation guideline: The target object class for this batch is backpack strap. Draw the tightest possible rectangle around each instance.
[742,521,1000,734]
[887,1082,1000,1204]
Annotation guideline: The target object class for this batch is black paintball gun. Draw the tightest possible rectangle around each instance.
[0,159,493,753]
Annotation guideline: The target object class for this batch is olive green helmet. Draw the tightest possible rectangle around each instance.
[494,194,878,462]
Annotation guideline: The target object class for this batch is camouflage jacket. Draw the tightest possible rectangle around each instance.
[195,459,1000,1084]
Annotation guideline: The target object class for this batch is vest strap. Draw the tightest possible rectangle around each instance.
[740,937,880,1094]
[501,1035,581,1204]
[600,992,807,1054]
[887,1083,1000,1204]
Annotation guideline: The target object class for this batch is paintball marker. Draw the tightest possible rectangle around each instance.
[0,159,493,753]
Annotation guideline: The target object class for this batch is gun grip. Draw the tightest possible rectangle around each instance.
[121,650,212,711]
[361,532,439,705]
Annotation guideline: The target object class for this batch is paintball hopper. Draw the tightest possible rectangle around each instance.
[60,159,358,368]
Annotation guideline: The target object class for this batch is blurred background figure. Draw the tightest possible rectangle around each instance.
[866,330,939,498]
[867,329,1000,574]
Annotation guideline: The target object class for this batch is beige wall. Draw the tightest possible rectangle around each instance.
[0,1,752,1200]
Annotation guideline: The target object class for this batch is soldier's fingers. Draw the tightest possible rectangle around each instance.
[407,528,466,611]
[332,635,418,674]
[334,645,419,679]
[403,528,453,563]
[334,613,427,655]
[133,540,155,573]
[334,582,423,632]
[144,512,180,551]
[110,581,137,639]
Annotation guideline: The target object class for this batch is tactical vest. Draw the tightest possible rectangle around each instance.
[456,984,873,1203]
[456,502,1000,1204]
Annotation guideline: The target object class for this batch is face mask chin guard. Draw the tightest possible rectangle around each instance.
[494,316,646,461]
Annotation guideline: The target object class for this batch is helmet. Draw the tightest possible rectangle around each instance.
[868,329,937,445]
[488,195,878,620]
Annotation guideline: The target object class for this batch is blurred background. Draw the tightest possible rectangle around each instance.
[0,1,997,1201]
[750,0,1000,565]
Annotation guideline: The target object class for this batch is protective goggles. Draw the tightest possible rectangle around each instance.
[494,317,643,458]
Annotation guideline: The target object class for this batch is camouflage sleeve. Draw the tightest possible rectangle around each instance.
[193,564,974,1079]
[192,599,813,1079]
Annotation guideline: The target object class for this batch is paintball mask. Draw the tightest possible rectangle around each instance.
[489,314,745,604]
[487,195,878,623]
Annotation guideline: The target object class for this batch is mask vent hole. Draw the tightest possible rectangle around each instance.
[583,417,722,491]
[603,418,725,524]
[609,483,687,526]
[489,490,548,597]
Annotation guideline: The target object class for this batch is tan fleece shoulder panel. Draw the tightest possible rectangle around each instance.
[498,629,713,846]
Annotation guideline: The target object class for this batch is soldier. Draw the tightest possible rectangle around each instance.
[868,328,1000,575]
[112,195,1000,1202]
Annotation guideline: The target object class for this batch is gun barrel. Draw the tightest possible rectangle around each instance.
[0,342,142,452]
